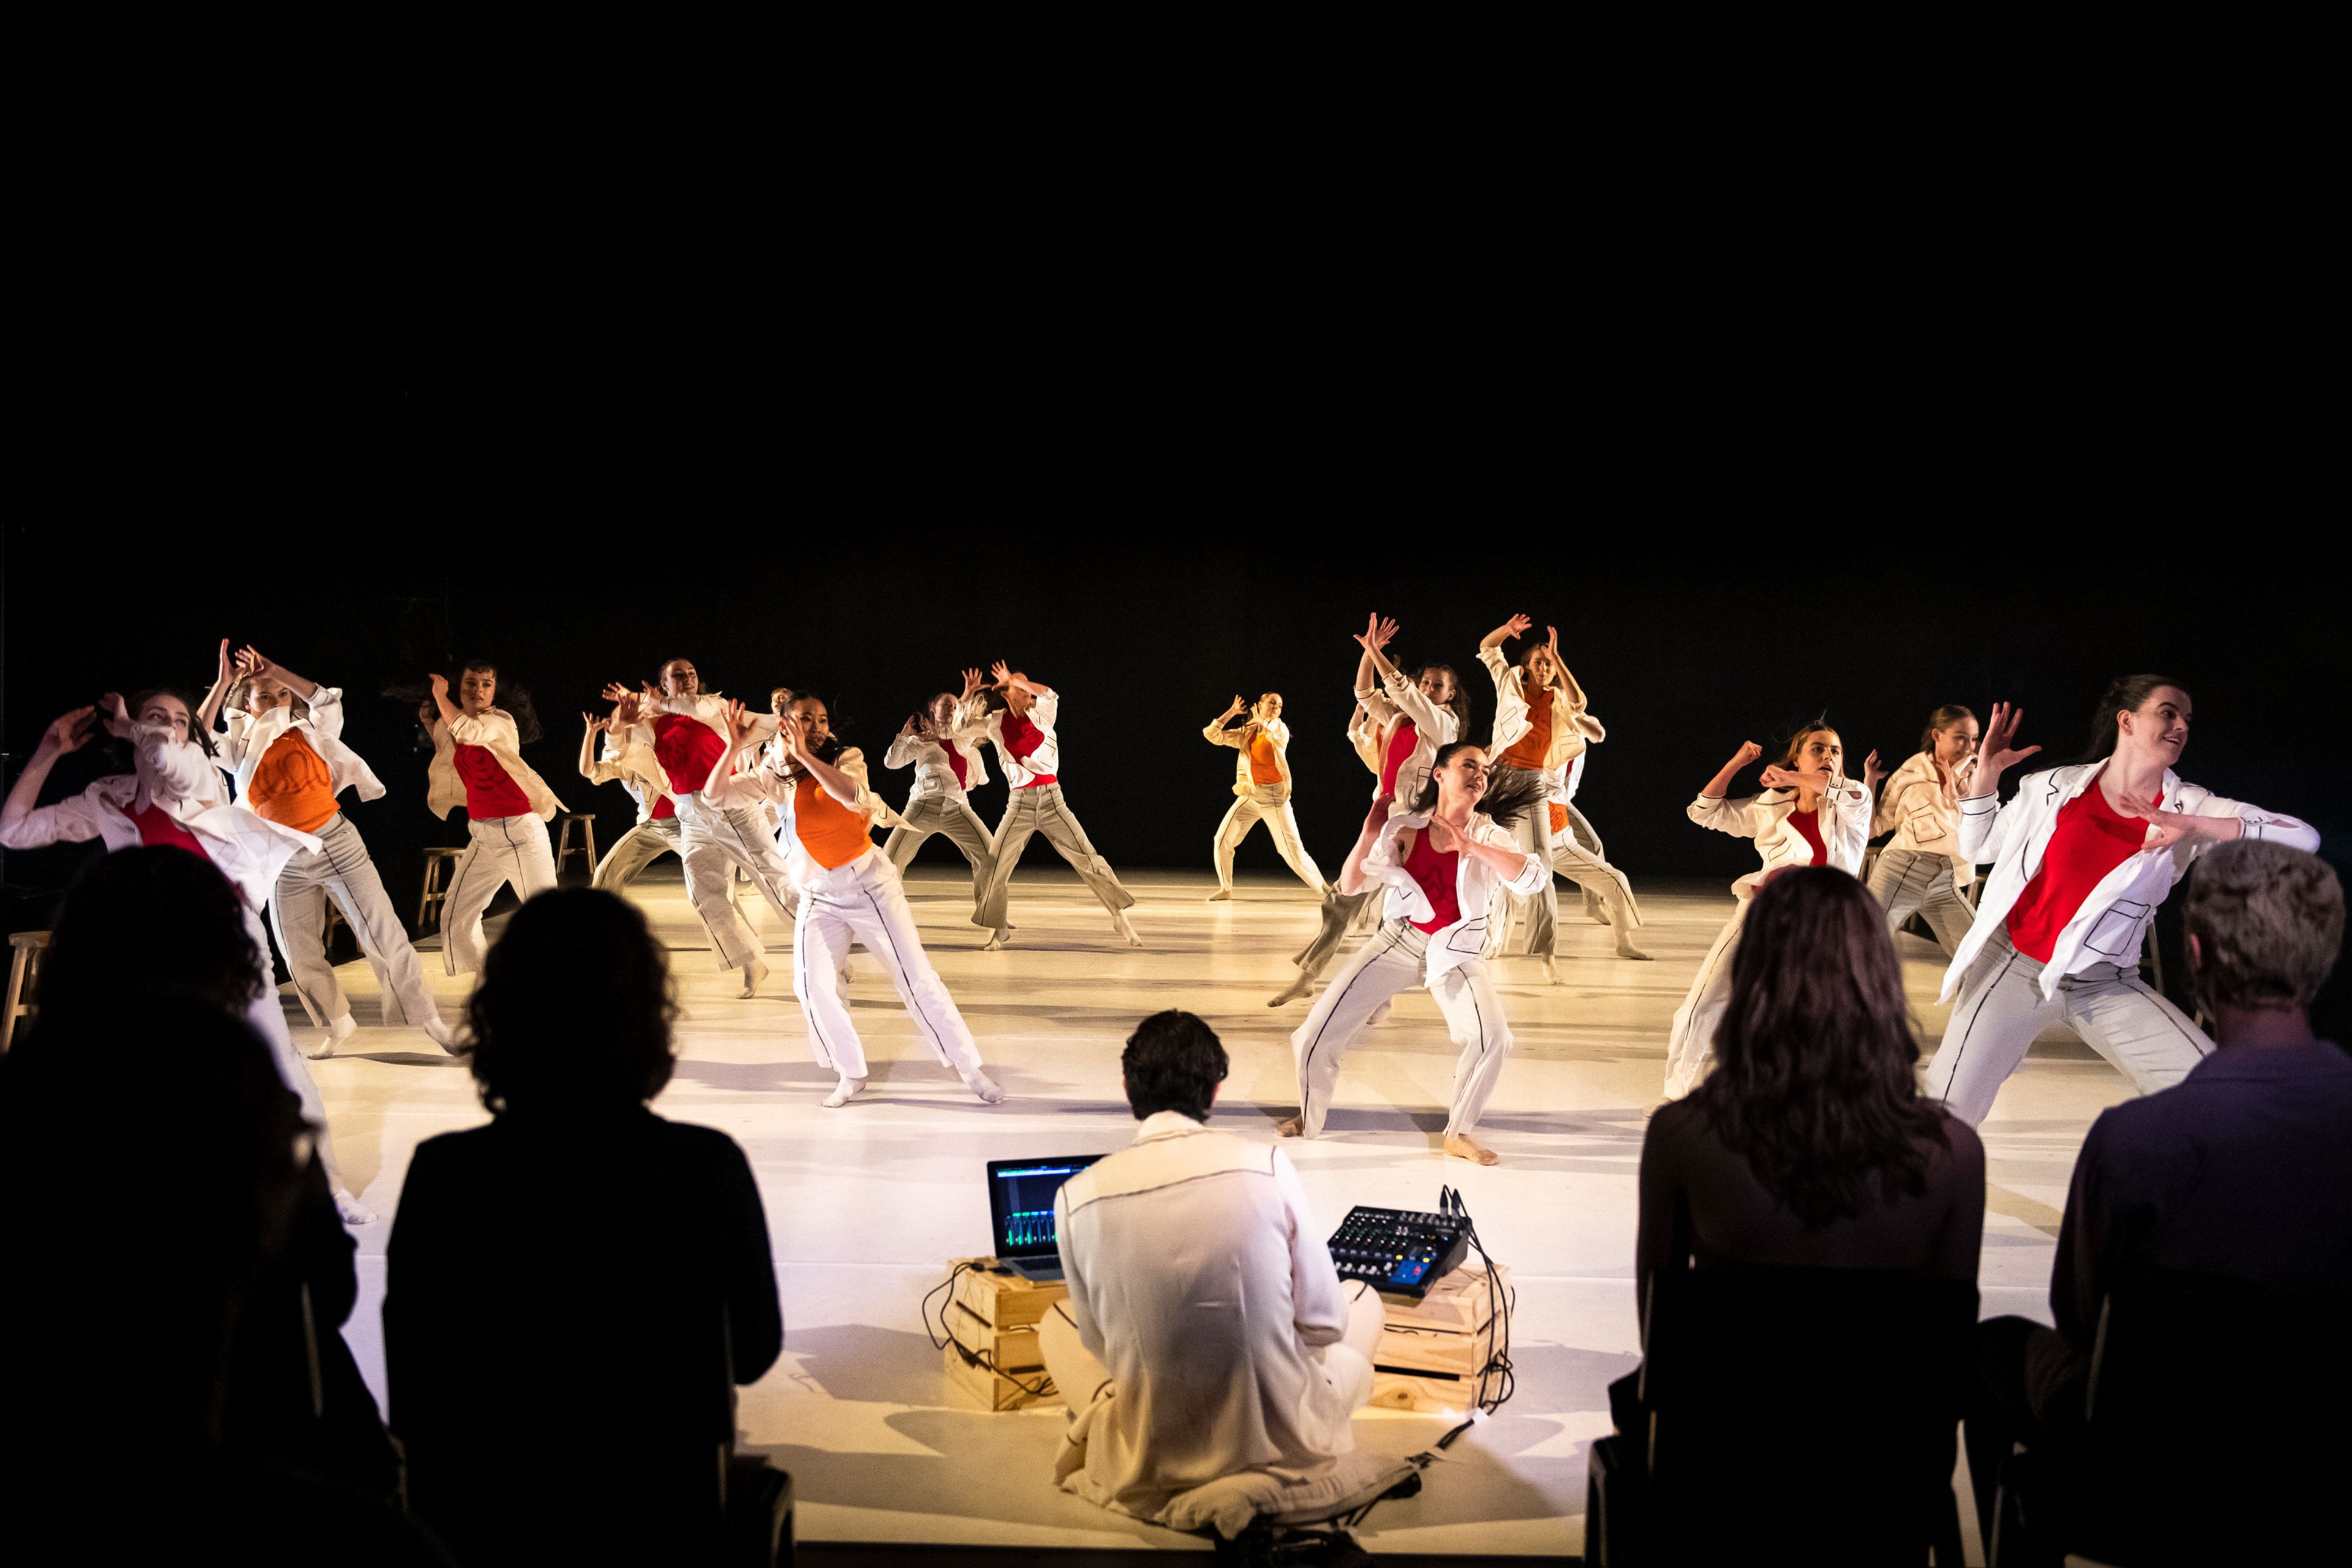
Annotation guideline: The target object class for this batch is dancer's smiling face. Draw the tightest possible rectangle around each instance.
[1416,668,1457,706]
[1253,693,1283,725]
[1434,745,1490,809]
[2117,686,2192,764]
[459,666,497,715]
[1933,716,1980,768]
[660,660,700,699]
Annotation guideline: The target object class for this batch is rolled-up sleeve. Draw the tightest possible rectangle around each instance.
[1688,793,1757,838]
[1956,792,2007,862]
[2202,796,2321,853]
[135,726,220,807]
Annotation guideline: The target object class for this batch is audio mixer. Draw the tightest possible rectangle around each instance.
[1326,1205,1469,1298]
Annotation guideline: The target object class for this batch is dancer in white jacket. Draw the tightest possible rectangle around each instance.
[1924,680,2319,1125]
[1663,725,1881,1098]
[209,646,455,1055]
[706,696,1003,1109]
[422,662,563,978]
[2,683,375,1223]
[1866,704,1981,957]
[880,667,1000,930]
[1476,615,1648,968]
[1203,692,1325,900]
[973,662,1140,951]
[1275,742,1549,1165]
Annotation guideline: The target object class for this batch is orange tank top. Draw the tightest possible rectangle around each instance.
[1247,731,1283,785]
[1500,688,1554,771]
[793,780,874,870]
[248,729,339,833]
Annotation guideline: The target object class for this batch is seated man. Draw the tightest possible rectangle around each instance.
[1041,1009,1385,1525]
[1964,839,2352,1539]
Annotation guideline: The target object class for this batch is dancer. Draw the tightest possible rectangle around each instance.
[880,667,1000,927]
[707,696,1003,1109]
[601,657,796,998]
[1203,691,1325,901]
[1925,680,2318,1125]
[1272,614,1468,1005]
[208,646,456,1054]
[2,677,375,1221]
[1275,743,1548,1164]
[421,662,562,978]
[1866,704,1981,956]
[578,705,678,891]
[972,662,1140,950]
[1662,725,1880,1099]
[1476,615,1648,969]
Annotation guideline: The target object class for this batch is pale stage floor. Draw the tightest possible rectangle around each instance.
[307,862,2128,1559]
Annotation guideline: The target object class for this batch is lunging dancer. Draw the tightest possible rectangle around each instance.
[603,657,796,998]
[1203,691,1325,901]
[973,662,1140,951]
[1272,614,1467,1006]
[1866,704,1981,956]
[880,667,1000,930]
[422,662,562,978]
[1275,742,1548,1165]
[1663,723,1880,1098]
[707,696,1004,1109]
[1925,679,2318,1125]
[209,646,456,1054]
[1476,615,1648,970]
[4,676,375,1221]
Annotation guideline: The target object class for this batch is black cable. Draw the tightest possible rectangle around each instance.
[1437,1184,1515,1417]
[922,1261,1058,1400]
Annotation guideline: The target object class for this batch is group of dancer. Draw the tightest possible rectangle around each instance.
[1,618,2321,1197]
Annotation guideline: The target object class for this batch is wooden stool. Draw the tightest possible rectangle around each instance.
[417,846,466,933]
[4,930,54,1054]
[553,813,598,880]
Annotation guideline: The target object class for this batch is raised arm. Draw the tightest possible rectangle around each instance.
[989,661,1051,699]
[427,673,462,732]
[778,714,866,812]
[1700,741,1763,801]
[1351,614,1400,702]
[195,639,235,733]
[0,709,102,848]
[1335,794,1398,896]
[1203,696,1248,747]
[1480,612,1532,652]
[1429,813,1547,894]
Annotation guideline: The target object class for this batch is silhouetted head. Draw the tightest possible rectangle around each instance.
[2184,840,2344,1018]
[1120,1010,1228,1123]
[466,889,677,1117]
[37,848,263,1027]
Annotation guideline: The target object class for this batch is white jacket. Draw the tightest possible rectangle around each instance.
[984,688,1063,788]
[1478,645,1604,777]
[426,709,563,823]
[1688,775,1874,897]
[218,687,387,811]
[1353,669,1461,802]
[884,699,992,805]
[1940,760,2320,1001]
[1204,714,1294,796]
[612,693,778,810]
[580,729,673,826]
[1359,810,1547,980]
[1874,752,1977,888]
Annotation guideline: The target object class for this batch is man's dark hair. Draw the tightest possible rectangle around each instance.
[37,848,265,1026]
[1120,1010,1228,1122]
[467,889,677,1115]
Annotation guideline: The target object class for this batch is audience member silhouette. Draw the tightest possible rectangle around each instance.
[387,888,782,1564]
[0,1001,448,1564]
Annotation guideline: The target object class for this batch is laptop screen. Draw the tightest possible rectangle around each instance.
[987,1155,1106,1261]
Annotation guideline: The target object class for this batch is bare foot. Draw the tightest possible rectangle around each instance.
[1615,932,1653,960]
[1539,957,1563,986]
[1268,974,1314,1007]
[421,1014,464,1055]
[823,1075,869,1109]
[1444,1133,1501,1166]
[981,928,1011,952]
[959,1065,1006,1104]
[334,1189,379,1224]
[1207,888,1234,902]
[738,959,771,998]
[1110,910,1143,948]
[1273,1115,1306,1138]
[305,1014,357,1061]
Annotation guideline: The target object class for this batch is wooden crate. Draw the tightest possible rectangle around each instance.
[1379,1262,1508,1333]
[939,1257,1066,1412]
[941,1337,1061,1411]
[1377,1315,1500,1379]
[1368,1262,1512,1412]
[1368,1366,1495,1414]
[948,1257,1066,1333]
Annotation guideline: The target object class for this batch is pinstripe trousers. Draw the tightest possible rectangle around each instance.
[882,794,998,925]
[440,814,557,975]
[790,851,988,1082]
[270,812,443,1029]
[1925,928,2212,1126]
[979,783,1134,929]
[1290,921,1514,1139]
[675,798,800,971]
[1865,847,1975,957]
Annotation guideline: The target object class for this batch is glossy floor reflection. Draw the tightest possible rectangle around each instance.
[309,864,2128,1558]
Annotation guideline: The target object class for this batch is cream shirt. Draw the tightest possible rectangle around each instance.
[1352,669,1461,802]
[1687,775,1875,897]
[1874,751,1977,887]
[1202,714,1294,796]
[426,709,563,823]
[883,698,993,805]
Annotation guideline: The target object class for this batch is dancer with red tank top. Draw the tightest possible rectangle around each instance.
[971,662,1140,951]
[422,662,563,978]
[880,667,1000,931]
[3,669,376,1222]
[707,695,1004,1108]
[1274,742,1549,1164]
[1663,723,1880,1098]
[1925,678,2319,1125]
[208,645,456,1056]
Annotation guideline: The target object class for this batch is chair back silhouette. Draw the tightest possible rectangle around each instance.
[1640,1265,1976,1561]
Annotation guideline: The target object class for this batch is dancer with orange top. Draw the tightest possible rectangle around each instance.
[708,694,1003,1109]
[1203,692,1325,900]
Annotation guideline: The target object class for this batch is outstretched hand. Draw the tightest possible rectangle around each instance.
[960,667,986,699]
[600,681,634,704]
[1362,794,1396,837]
[45,707,97,753]
[611,691,643,726]
[1980,702,2041,777]
[1426,813,1471,854]
[1861,749,1885,792]
[989,659,1013,688]
[721,698,760,743]
[775,712,806,760]
[98,692,134,739]
[214,638,233,684]
[1501,612,1533,641]
[1356,613,1399,655]
[582,711,611,734]
[2111,793,2223,851]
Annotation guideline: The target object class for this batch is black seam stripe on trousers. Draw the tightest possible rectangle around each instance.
[859,888,950,1060]
[1300,927,1408,1117]
[2111,973,2213,1058]
[1938,946,2023,1096]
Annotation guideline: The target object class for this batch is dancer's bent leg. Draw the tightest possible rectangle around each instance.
[1923,931,2065,1125]
[835,864,998,1098]
[1261,796,1326,894]
[1029,785,1134,914]
[790,900,866,1080]
[977,791,1039,937]
[1210,794,1263,895]
[933,800,1000,925]
[270,850,348,1028]
[439,820,516,976]
[1430,957,1513,1148]
[1918,872,1976,957]
[1287,923,1426,1137]
[312,815,441,1030]
[2060,967,2212,1096]
[592,821,679,892]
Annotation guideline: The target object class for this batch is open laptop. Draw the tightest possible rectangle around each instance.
[986,1154,1107,1281]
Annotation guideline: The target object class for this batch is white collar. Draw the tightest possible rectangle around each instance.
[1133,1110,1210,1143]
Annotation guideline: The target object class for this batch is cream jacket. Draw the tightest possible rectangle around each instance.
[985,688,1063,788]
[1477,645,1605,777]
[579,727,673,826]
[1941,760,2320,1001]
[1687,775,1874,897]
[1352,669,1461,802]
[426,709,563,823]
[705,744,899,889]
[1359,810,1547,980]
[219,687,387,810]
[1874,751,1977,888]
[611,693,778,807]
[1203,714,1294,797]
[884,699,993,805]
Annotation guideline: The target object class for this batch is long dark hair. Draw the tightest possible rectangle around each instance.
[2083,674,2184,762]
[459,660,543,745]
[1691,868,1948,1229]
[1409,662,1474,734]
[1408,744,1548,829]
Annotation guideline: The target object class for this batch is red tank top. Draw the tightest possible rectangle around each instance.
[649,793,677,821]
[453,744,533,820]
[1000,713,1055,787]
[651,714,728,796]
[1402,826,1461,934]
[2004,782,2158,963]
[1787,805,1826,866]
[1380,720,1419,796]
[943,745,969,790]
[126,800,211,862]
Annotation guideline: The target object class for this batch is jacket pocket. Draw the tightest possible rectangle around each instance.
[2083,898,2152,959]
[1444,918,1488,955]
[1905,804,1945,844]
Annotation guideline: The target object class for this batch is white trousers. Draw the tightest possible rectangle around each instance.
[1492,809,1563,958]
[981,784,1134,929]
[882,794,998,926]
[243,906,347,1192]
[440,814,557,976]
[1211,785,1325,894]
[591,816,684,891]
[1925,928,2212,1126]
[1290,920,1515,1139]
[790,852,987,1082]
[270,812,442,1030]
[1662,899,1746,1099]
[1866,847,1975,958]
[675,799,799,972]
